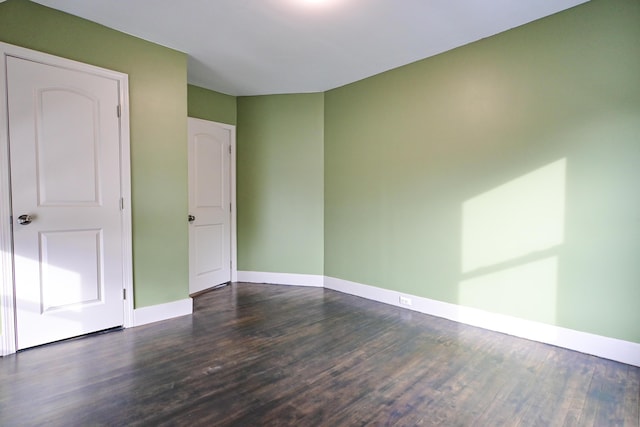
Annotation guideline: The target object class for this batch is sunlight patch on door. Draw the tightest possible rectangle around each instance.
[40,229,103,312]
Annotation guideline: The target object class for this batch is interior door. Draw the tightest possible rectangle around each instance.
[188,118,232,294]
[8,56,125,350]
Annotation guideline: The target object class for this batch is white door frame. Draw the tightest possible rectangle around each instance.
[0,42,134,356]
[188,117,238,288]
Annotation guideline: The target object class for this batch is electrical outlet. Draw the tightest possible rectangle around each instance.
[399,296,412,306]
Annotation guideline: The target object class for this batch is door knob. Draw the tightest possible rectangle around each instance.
[188,214,195,223]
[17,214,33,225]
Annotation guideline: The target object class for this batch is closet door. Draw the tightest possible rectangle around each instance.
[8,55,125,349]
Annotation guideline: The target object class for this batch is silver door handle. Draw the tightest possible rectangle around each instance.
[188,215,195,223]
[17,214,33,225]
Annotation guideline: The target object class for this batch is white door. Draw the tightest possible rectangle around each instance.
[188,118,232,294]
[8,56,125,349]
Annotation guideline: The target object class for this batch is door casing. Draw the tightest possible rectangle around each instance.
[0,42,134,356]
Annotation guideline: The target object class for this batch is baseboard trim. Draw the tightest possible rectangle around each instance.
[133,298,193,327]
[324,276,640,367]
[237,271,324,287]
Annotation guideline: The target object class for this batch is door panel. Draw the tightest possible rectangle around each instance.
[195,224,223,276]
[37,88,101,205]
[195,134,224,207]
[39,229,103,311]
[188,118,231,293]
[8,56,124,349]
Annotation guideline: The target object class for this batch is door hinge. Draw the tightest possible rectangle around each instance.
[123,289,126,300]
[120,198,124,210]
[228,145,231,154]
[230,203,232,212]
[117,105,121,118]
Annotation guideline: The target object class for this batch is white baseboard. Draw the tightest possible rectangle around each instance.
[324,276,640,367]
[237,271,324,287]
[133,298,193,327]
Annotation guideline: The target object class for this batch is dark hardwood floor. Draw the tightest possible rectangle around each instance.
[1,283,638,426]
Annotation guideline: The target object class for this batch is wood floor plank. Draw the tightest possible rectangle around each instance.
[1,283,638,426]
[623,364,640,426]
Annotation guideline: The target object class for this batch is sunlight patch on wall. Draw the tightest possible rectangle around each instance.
[462,159,566,273]
[459,159,566,325]
[459,256,558,324]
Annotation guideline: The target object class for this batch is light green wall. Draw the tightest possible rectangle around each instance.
[0,0,189,308]
[187,84,237,125]
[325,0,640,343]
[237,94,324,275]
[0,0,637,346]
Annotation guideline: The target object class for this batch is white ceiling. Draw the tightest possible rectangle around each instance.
[32,0,589,96]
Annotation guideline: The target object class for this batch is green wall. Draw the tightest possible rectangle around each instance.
[187,84,237,125]
[237,94,324,275]
[0,0,637,346]
[325,0,640,343]
[0,0,189,308]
